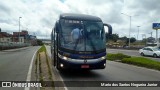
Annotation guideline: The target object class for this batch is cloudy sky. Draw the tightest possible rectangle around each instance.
[0,0,160,39]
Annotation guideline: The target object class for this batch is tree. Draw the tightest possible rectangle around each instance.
[106,33,119,42]
[120,36,127,41]
[130,37,136,43]
[37,39,43,45]
[122,36,127,39]
[126,37,136,44]
[112,34,119,42]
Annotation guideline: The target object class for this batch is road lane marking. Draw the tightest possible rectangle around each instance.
[24,50,38,90]
[54,67,68,90]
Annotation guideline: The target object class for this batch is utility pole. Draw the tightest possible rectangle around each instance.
[142,34,147,46]
[156,29,159,47]
[121,13,138,47]
[152,23,160,47]
[18,17,22,43]
[137,26,140,40]
[148,32,152,37]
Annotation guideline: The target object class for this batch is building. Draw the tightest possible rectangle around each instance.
[0,28,39,49]
[0,31,12,43]
[12,30,29,43]
[0,28,38,45]
[29,35,37,45]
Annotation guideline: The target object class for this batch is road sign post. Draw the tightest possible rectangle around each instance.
[156,29,159,47]
[152,23,160,47]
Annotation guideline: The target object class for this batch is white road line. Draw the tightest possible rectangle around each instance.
[54,68,68,90]
[24,50,37,90]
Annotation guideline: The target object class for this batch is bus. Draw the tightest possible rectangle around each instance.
[51,13,112,70]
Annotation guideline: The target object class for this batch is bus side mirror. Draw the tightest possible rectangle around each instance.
[103,23,112,35]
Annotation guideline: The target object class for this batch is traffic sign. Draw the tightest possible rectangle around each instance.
[153,23,160,29]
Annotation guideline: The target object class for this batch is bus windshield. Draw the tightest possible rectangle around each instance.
[60,19,105,52]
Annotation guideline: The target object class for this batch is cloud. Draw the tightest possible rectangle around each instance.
[0,0,159,39]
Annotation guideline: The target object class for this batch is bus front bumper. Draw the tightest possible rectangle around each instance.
[58,57,106,70]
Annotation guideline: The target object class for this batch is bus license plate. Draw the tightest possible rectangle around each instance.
[81,65,89,68]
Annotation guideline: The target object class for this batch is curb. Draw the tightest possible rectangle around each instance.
[45,45,66,90]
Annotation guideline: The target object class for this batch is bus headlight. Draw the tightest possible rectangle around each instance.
[99,56,106,60]
[58,54,68,60]
[62,56,68,60]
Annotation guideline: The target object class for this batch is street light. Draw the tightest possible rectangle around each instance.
[137,26,140,40]
[142,34,147,46]
[19,17,22,42]
[121,13,138,47]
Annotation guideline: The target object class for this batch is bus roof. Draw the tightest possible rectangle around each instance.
[60,13,102,22]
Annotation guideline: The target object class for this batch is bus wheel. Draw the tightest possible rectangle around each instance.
[56,61,62,71]
[57,65,62,71]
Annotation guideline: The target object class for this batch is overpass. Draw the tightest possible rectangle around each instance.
[40,39,51,45]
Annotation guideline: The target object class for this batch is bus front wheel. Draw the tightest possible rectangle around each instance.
[56,60,62,71]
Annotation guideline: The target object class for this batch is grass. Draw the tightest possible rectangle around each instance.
[122,57,160,71]
[107,53,160,71]
[107,53,131,61]
[38,45,46,52]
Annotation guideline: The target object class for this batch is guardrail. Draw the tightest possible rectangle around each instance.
[107,45,144,50]
[0,42,31,50]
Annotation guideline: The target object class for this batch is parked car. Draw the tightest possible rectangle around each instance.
[123,45,129,48]
[139,46,160,58]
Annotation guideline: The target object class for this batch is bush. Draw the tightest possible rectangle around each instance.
[107,53,160,71]
[122,57,160,71]
[107,53,131,61]
[37,39,44,46]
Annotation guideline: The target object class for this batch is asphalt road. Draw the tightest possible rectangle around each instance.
[0,46,39,90]
[46,46,160,90]
[106,48,160,62]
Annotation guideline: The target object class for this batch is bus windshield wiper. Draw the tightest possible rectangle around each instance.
[73,38,80,50]
[87,36,97,53]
